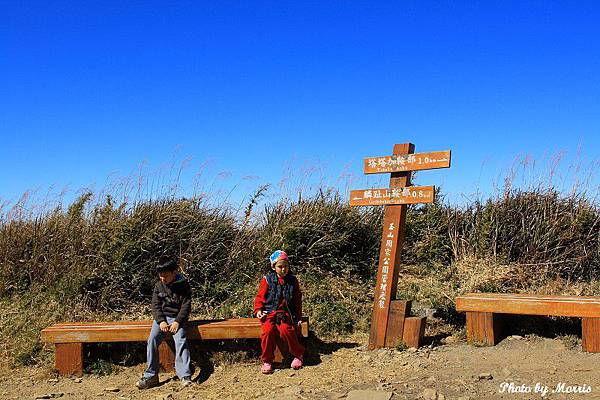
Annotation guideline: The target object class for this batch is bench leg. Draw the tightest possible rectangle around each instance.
[582,317,600,353]
[274,344,284,363]
[159,340,175,372]
[55,343,83,376]
[273,328,305,363]
[466,312,500,346]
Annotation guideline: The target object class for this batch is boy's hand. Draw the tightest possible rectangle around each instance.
[169,321,180,333]
[256,311,266,320]
[159,321,169,333]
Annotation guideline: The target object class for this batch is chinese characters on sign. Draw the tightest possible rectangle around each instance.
[349,186,435,206]
[364,150,451,174]
[378,221,396,309]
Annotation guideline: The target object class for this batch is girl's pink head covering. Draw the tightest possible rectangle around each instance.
[269,250,288,266]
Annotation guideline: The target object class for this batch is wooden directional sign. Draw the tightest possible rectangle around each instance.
[364,150,451,174]
[350,143,451,350]
[349,186,435,206]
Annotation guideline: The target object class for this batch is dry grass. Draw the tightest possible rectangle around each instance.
[1,157,600,366]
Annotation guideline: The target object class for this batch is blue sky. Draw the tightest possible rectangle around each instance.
[2,1,600,211]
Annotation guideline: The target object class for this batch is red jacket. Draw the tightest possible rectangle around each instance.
[254,273,302,319]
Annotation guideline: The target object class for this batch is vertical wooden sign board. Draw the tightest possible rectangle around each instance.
[349,143,451,350]
[369,143,413,349]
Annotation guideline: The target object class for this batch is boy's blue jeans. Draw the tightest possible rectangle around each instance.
[143,316,192,379]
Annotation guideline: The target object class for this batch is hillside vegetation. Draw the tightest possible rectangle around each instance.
[1,175,599,367]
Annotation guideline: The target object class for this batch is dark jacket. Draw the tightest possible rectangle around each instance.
[151,274,192,324]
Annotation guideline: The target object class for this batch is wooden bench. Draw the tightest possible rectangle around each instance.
[456,293,600,352]
[41,317,309,376]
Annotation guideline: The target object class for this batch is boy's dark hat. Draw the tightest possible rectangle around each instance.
[156,259,177,272]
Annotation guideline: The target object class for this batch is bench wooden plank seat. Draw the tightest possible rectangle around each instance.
[42,317,309,376]
[456,293,600,352]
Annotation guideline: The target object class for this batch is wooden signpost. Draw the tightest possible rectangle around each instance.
[350,143,451,349]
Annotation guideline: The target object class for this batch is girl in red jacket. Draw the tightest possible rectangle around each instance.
[254,250,305,374]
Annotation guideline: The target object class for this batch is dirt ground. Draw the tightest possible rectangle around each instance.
[2,333,599,400]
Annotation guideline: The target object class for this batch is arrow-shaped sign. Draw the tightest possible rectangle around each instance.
[349,186,435,206]
[364,150,451,174]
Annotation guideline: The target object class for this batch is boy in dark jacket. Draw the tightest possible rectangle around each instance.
[136,259,193,389]
[254,250,305,374]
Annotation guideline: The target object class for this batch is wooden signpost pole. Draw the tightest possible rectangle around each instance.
[368,143,414,349]
[349,142,451,350]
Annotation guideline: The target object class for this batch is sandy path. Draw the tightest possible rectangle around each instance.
[2,335,600,400]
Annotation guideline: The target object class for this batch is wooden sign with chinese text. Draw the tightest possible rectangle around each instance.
[350,143,451,350]
[364,150,451,174]
[349,186,435,206]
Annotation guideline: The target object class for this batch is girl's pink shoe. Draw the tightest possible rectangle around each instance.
[291,356,303,370]
[261,362,273,374]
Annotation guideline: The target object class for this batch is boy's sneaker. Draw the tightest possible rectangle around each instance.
[261,362,273,374]
[181,376,193,388]
[136,374,159,389]
[291,356,303,370]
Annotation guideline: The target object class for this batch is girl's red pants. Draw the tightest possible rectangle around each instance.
[260,312,305,363]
